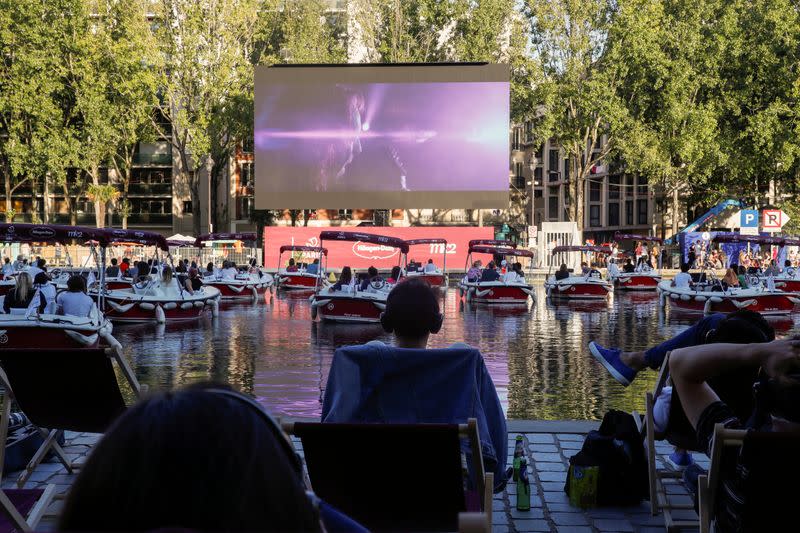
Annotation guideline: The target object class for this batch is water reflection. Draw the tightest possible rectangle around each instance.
[112,287,800,420]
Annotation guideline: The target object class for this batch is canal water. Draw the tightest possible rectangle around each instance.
[113,287,800,420]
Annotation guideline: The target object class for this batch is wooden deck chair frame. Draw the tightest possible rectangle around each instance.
[696,424,747,533]
[0,345,143,490]
[282,418,493,532]
[632,353,698,532]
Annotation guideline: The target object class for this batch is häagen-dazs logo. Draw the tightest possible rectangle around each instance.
[352,241,399,260]
[31,226,56,238]
[134,231,145,238]
[113,229,127,237]
[6,226,14,234]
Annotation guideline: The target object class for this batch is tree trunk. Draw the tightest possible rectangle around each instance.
[671,186,680,235]
[43,173,51,223]
[63,183,77,226]
[4,170,12,222]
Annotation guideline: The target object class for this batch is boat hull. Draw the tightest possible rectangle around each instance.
[460,282,533,305]
[202,278,271,300]
[313,294,385,323]
[774,279,800,293]
[101,289,221,323]
[406,272,447,288]
[278,273,320,291]
[614,274,661,291]
[658,282,799,316]
[545,279,612,300]
[0,316,106,349]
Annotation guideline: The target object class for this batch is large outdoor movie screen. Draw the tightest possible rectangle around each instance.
[254,64,509,209]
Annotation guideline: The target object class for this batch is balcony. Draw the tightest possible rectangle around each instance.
[133,153,172,166]
[127,182,172,196]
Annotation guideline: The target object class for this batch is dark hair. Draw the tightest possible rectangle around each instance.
[427,258,433,264]
[487,261,495,269]
[559,263,567,270]
[37,258,46,269]
[680,263,690,273]
[288,258,295,266]
[67,275,86,293]
[381,278,441,338]
[58,386,320,531]
[122,258,130,264]
[514,262,523,274]
[786,260,792,267]
[737,264,746,275]
[207,262,214,273]
[33,272,49,286]
[367,266,378,278]
[390,265,401,280]
[110,258,118,266]
[333,266,352,291]
[708,310,775,344]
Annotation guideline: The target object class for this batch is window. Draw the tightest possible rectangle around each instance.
[182,201,192,214]
[534,189,543,198]
[240,162,254,189]
[637,175,648,195]
[625,176,634,197]
[637,199,648,225]
[338,209,352,220]
[608,203,619,226]
[514,161,524,178]
[626,200,633,225]
[534,167,542,184]
[608,176,620,200]
[590,205,601,227]
[548,196,559,219]
[590,180,601,202]
[512,128,522,151]
[548,149,560,172]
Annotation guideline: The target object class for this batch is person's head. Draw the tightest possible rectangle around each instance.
[3,258,8,265]
[67,275,87,293]
[514,262,523,274]
[559,263,567,272]
[288,258,295,267]
[738,264,746,275]
[487,261,496,270]
[183,258,189,265]
[313,258,319,265]
[427,258,433,264]
[37,258,45,269]
[207,262,214,272]
[15,272,32,299]
[33,272,49,286]
[785,260,792,268]
[162,267,173,284]
[472,261,479,269]
[476,259,482,267]
[58,385,320,531]
[390,265,401,281]
[15,255,21,261]
[581,262,587,268]
[148,259,153,266]
[122,258,130,265]
[188,268,198,279]
[110,258,118,266]
[339,266,352,284]
[367,266,378,278]
[706,310,774,345]
[680,263,690,273]
[625,259,633,266]
[725,267,736,278]
[380,278,442,348]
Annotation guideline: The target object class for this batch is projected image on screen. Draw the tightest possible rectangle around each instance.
[254,65,509,209]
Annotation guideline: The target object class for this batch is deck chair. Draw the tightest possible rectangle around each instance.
[697,424,800,533]
[0,347,143,490]
[282,418,492,532]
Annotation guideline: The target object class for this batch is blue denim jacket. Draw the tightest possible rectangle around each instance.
[322,341,508,488]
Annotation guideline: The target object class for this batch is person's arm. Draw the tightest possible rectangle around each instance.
[669,339,800,428]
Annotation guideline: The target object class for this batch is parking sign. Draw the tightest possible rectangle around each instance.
[740,210,759,228]
[763,209,790,232]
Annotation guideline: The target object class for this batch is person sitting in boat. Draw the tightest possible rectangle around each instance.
[580,262,591,275]
[160,266,193,296]
[359,266,382,291]
[607,259,621,278]
[26,257,46,281]
[480,261,500,282]
[12,255,24,271]
[672,263,692,288]
[406,260,419,273]
[722,267,740,289]
[126,261,138,280]
[286,258,299,273]
[56,275,95,317]
[323,279,508,490]
[3,272,45,314]
[554,263,570,281]
[332,266,353,292]
[387,265,402,284]
[221,261,239,280]
[1,257,14,277]
[622,259,635,273]
[33,272,57,313]
[306,259,320,275]
[423,258,437,273]
[204,262,216,278]
[466,260,482,282]
[106,258,121,277]
[188,268,203,292]
[119,257,130,276]
[503,262,525,284]
[499,260,508,274]
[763,260,779,277]
[736,264,749,289]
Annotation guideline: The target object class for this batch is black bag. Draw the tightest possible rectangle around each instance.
[564,410,648,506]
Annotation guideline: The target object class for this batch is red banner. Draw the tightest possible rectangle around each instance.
[263,226,494,271]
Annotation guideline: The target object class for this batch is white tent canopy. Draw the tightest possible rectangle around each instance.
[166,233,195,243]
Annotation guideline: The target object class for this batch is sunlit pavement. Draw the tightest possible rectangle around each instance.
[9,424,708,532]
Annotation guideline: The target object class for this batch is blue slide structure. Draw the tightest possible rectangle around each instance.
[665,199,744,245]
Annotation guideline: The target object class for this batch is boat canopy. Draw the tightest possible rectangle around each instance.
[0,223,108,246]
[614,232,663,243]
[405,238,447,246]
[195,232,257,246]
[279,245,328,255]
[552,245,613,254]
[105,229,170,251]
[782,237,800,246]
[468,239,516,249]
[469,245,534,258]
[319,231,409,253]
[712,234,786,245]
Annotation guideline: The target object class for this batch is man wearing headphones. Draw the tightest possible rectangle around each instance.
[670,337,800,531]
[323,278,507,489]
[589,312,758,387]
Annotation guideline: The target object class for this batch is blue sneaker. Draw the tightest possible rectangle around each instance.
[588,341,636,386]
[666,450,695,470]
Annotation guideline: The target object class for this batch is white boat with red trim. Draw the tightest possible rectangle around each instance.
[195,232,273,300]
[608,233,662,290]
[544,245,613,299]
[458,240,534,305]
[402,238,448,288]
[310,231,406,323]
[276,245,327,290]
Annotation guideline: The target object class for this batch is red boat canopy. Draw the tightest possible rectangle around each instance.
[195,232,257,246]
[614,233,663,243]
[469,245,534,258]
[279,245,328,255]
[468,239,516,249]
[0,223,109,246]
[712,234,786,245]
[552,245,613,254]
[319,231,409,253]
[105,229,169,251]
[405,238,447,246]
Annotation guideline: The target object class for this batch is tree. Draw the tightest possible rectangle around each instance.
[152,0,260,236]
[524,0,627,231]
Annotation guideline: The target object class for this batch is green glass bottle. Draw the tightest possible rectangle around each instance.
[512,435,525,481]
[516,457,531,511]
